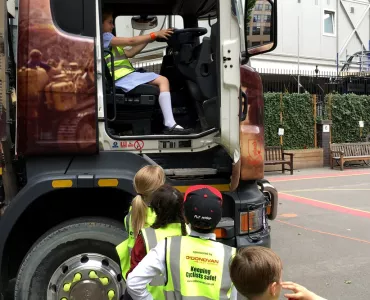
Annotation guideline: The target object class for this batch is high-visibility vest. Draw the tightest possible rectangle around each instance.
[116,206,157,280]
[104,45,136,81]
[164,235,236,300]
[140,223,188,300]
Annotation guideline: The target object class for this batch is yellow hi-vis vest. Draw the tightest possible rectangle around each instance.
[104,46,136,81]
[116,205,157,280]
[140,224,188,300]
[164,235,236,299]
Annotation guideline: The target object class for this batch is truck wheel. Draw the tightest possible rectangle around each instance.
[14,217,127,300]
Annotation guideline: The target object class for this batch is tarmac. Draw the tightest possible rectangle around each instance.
[265,165,370,300]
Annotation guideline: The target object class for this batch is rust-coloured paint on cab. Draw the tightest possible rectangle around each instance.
[16,0,97,155]
[240,65,264,180]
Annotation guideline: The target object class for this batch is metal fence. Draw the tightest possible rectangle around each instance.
[136,62,370,119]
[257,69,370,95]
[257,68,370,118]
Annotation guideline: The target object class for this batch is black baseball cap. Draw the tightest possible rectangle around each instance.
[184,185,223,230]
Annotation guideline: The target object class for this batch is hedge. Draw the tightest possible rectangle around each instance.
[264,92,315,149]
[325,93,370,143]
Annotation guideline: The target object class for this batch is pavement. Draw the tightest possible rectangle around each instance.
[265,166,370,300]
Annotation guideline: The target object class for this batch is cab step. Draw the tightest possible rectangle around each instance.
[164,168,218,176]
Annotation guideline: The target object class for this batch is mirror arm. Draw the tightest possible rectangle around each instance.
[241,51,248,65]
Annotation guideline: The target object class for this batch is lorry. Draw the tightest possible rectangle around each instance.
[0,0,278,299]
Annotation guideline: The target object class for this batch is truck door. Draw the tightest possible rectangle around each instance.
[218,0,241,161]
[16,0,98,156]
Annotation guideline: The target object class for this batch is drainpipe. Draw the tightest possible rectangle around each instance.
[336,0,339,75]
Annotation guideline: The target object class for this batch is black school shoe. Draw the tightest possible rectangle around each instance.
[163,124,194,135]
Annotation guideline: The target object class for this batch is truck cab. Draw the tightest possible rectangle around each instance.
[0,0,278,299]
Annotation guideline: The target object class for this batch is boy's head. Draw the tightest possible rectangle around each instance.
[102,8,114,33]
[29,49,42,62]
[230,246,283,300]
[183,185,223,233]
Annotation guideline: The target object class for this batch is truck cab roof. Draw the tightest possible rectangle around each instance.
[104,0,217,18]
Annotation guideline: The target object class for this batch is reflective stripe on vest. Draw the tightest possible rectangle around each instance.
[140,224,186,300]
[104,46,135,81]
[126,206,157,250]
[141,223,184,253]
[164,236,236,300]
[125,211,131,236]
[116,206,157,280]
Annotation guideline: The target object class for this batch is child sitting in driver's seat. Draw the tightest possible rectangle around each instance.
[102,8,192,135]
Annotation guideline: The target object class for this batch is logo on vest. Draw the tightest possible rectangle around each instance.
[186,255,219,264]
[194,215,212,220]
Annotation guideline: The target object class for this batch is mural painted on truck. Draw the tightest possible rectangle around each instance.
[16,0,97,155]
[240,66,265,180]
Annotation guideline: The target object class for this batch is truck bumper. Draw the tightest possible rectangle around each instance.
[217,226,271,249]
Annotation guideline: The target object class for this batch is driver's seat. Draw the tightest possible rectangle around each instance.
[104,54,160,135]
[169,28,218,129]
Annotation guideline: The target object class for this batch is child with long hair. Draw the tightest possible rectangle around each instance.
[116,165,166,281]
[123,184,188,300]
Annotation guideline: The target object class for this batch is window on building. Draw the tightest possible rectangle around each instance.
[247,26,250,35]
[252,41,261,47]
[255,4,263,11]
[253,14,261,22]
[252,26,261,35]
[323,10,335,35]
[263,15,271,22]
[265,3,272,10]
[263,26,270,35]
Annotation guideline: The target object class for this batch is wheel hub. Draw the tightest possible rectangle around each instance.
[47,253,124,300]
[70,280,105,300]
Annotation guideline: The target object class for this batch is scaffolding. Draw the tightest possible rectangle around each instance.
[340,50,370,75]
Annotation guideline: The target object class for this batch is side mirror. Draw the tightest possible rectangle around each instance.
[131,15,158,31]
[244,0,277,57]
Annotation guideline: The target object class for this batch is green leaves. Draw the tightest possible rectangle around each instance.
[325,93,370,143]
[264,92,370,149]
[246,0,257,24]
[264,92,281,147]
[264,93,315,150]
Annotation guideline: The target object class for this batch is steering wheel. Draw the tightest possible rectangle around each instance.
[156,27,208,43]
[172,27,207,37]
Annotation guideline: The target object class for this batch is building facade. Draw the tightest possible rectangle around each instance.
[248,0,370,73]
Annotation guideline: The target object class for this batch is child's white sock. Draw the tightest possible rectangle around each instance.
[158,92,183,129]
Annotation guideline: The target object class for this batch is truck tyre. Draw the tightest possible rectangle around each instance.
[14,217,127,300]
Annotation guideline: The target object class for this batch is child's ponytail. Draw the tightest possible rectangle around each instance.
[131,165,166,238]
[131,194,148,238]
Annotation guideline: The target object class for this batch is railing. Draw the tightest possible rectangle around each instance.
[128,61,370,119]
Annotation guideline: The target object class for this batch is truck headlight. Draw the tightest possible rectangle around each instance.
[240,206,265,234]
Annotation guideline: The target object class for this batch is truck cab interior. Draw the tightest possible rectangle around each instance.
[101,0,221,138]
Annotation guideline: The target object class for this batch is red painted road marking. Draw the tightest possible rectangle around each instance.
[277,220,370,245]
[280,192,370,219]
[267,170,370,182]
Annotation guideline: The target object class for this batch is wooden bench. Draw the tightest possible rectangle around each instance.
[330,142,370,171]
[265,146,294,175]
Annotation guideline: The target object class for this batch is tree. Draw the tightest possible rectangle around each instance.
[246,0,257,24]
